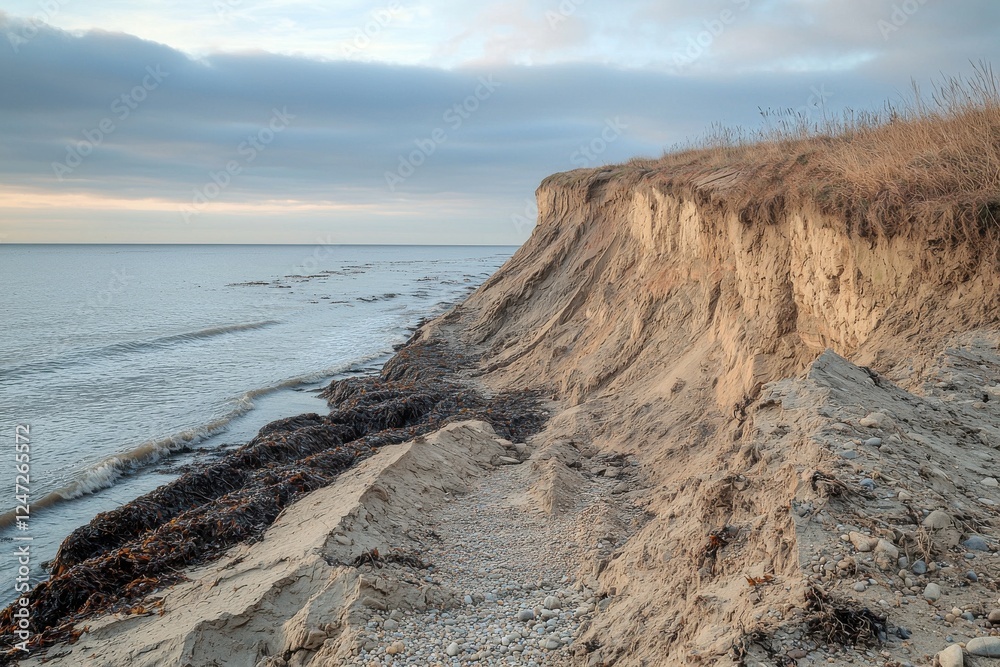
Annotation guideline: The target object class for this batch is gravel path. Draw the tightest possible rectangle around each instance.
[348,457,630,666]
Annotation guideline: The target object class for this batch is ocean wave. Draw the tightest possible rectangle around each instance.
[0,351,394,529]
[0,320,281,379]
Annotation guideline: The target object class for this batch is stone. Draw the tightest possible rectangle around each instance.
[967,636,1000,657]
[963,535,990,552]
[543,636,562,650]
[302,629,327,650]
[334,534,351,545]
[923,510,953,530]
[383,618,398,632]
[853,582,867,592]
[604,467,621,479]
[988,609,1000,623]
[875,539,898,559]
[386,641,405,656]
[865,437,883,447]
[897,489,913,501]
[936,643,964,667]
[446,641,461,657]
[860,478,876,492]
[912,560,927,575]
[389,609,403,621]
[924,582,942,602]
[838,450,859,460]
[497,456,521,465]
[859,412,893,429]
[517,609,535,622]
[543,595,561,610]
[849,531,878,552]
[982,477,999,488]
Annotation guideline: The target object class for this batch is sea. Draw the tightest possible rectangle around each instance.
[0,244,515,603]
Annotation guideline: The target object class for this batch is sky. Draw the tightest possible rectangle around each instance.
[1,1,999,244]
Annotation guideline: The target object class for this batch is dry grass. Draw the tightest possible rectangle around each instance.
[562,63,1000,248]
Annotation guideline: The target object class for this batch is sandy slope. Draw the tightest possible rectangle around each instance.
[21,165,1000,667]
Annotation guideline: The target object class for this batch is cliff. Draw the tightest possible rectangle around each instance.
[13,99,1000,666]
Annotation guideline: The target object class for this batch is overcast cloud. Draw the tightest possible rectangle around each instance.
[1,1,998,243]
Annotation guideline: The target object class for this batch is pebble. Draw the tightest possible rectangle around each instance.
[517,609,536,622]
[912,560,928,575]
[936,643,964,667]
[983,477,1000,488]
[923,510,953,530]
[967,636,1000,657]
[963,535,989,552]
[446,641,460,657]
[864,437,883,447]
[924,582,942,602]
[988,609,1000,623]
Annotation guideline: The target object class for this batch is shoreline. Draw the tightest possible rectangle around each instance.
[0,330,547,662]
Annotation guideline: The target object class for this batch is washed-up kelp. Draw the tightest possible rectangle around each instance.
[0,339,545,662]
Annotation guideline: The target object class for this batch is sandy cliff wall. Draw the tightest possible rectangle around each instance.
[463,166,1000,409]
[441,165,1000,664]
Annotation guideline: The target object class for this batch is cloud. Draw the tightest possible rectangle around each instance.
[1,3,999,242]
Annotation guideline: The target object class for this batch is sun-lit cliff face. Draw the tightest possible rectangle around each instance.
[439,157,1000,664]
[461,163,1000,411]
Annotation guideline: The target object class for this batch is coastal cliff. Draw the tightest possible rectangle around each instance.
[9,119,1000,666]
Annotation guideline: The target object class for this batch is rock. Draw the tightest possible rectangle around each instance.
[924,582,942,602]
[897,489,913,501]
[874,539,899,569]
[988,609,1000,623]
[838,450,859,460]
[604,467,621,479]
[543,636,562,650]
[517,609,536,622]
[497,456,521,465]
[334,534,351,545]
[859,412,893,429]
[936,643,964,667]
[849,531,878,552]
[982,477,999,488]
[875,539,898,558]
[853,582,867,592]
[912,560,927,575]
[923,510,953,530]
[967,636,1000,657]
[787,648,807,659]
[543,595,561,610]
[963,535,990,552]
[386,641,405,655]
[383,618,398,631]
[860,478,876,492]
[302,629,327,650]
[389,609,403,621]
[446,641,461,657]
[865,437,883,447]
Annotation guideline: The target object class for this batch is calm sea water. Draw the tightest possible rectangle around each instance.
[0,244,514,600]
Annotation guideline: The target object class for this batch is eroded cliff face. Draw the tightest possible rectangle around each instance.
[465,168,999,410]
[444,167,1000,664]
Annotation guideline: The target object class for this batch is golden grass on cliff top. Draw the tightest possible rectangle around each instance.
[613,63,1000,244]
